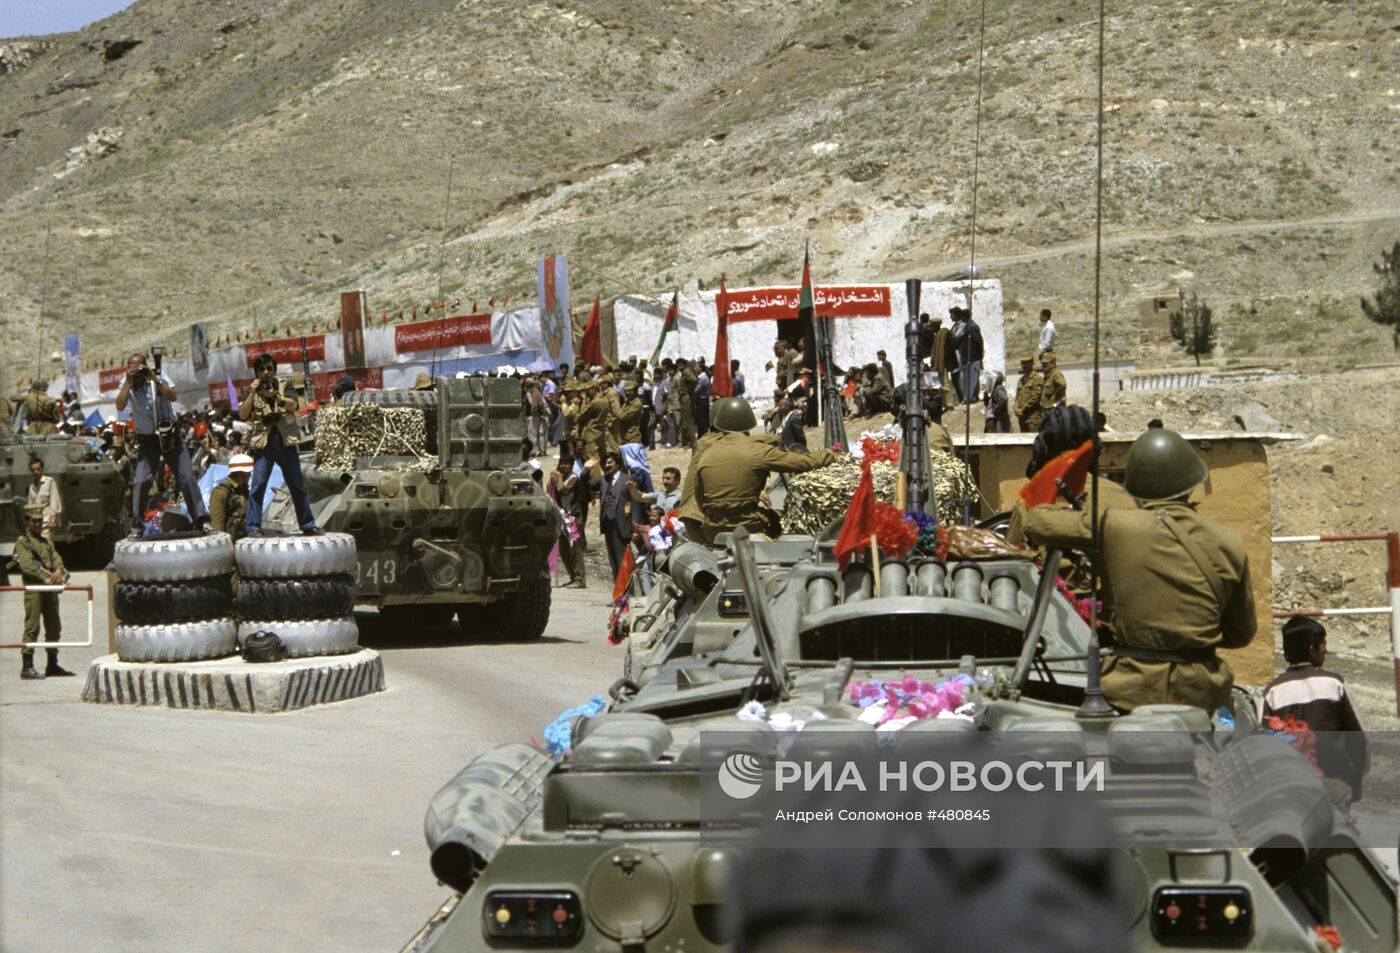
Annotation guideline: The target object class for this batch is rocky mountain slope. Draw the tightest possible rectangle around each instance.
[1,0,1397,383]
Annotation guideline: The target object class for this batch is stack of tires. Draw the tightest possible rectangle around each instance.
[234,534,360,658]
[113,533,238,662]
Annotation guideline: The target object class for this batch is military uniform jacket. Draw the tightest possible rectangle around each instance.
[862,374,893,408]
[209,477,248,539]
[1021,498,1255,712]
[617,399,644,445]
[663,379,682,413]
[1006,477,1135,549]
[693,433,834,543]
[15,529,65,584]
[1014,371,1044,426]
[676,368,698,407]
[1039,369,1067,414]
[604,388,624,443]
[576,395,611,449]
[25,391,60,434]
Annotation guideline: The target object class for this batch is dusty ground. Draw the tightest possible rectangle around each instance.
[619,363,1400,727]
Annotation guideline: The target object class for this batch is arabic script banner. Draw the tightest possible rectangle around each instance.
[724,285,892,324]
[244,335,327,367]
[394,313,492,354]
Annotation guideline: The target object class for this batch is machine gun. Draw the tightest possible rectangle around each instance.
[814,314,848,453]
[900,279,932,517]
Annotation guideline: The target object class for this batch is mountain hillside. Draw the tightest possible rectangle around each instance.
[2,0,1397,387]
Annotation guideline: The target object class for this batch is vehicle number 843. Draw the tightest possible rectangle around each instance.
[353,557,397,587]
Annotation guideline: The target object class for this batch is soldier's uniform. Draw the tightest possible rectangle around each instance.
[617,390,644,446]
[15,503,72,679]
[209,475,249,540]
[110,437,134,533]
[663,374,683,446]
[24,387,60,435]
[1038,350,1067,416]
[676,363,699,448]
[602,375,624,454]
[693,434,834,543]
[1006,478,1135,548]
[1014,354,1045,433]
[1021,430,1255,712]
[0,394,13,432]
[860,372,893,415]
[576,388,611,463]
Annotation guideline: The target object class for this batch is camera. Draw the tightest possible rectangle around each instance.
[258,377,276,393]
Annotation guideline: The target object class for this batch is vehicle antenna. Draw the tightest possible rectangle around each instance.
[431,159,454,380]
[961,0,988,525]
[37,205,54,380]
[1078,0,1115,720]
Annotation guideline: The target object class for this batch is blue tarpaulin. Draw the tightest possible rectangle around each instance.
[84,408,104,428]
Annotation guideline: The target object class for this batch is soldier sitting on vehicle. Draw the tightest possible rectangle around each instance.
[23,382,61,435]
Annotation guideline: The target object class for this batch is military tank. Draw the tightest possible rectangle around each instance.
[0,432,125,564]
[261,375,558,639]
[402,520,1397,952]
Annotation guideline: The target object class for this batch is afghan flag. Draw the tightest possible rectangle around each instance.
[649,291,680,366]
[833,458,876,570]
[710,277,733,398]
[580,294,604,367]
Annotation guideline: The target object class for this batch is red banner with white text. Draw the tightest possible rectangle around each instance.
[724,285,892,324]
[244,335,326,367]
[394,313,492,354]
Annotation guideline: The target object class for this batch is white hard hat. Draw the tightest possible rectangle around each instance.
[228,453,255,473]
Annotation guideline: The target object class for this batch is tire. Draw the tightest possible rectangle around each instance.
[116,576,234,625]
[457,572,550,640]
[236,575,356,621]
[115,618,238,662]
[234,533,357,579]
[238,616,359,658]
[113,532,235,583]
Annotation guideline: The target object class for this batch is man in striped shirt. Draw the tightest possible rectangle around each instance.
[1260,615,1369,804]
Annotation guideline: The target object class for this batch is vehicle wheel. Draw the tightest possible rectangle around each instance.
[236,574,356,621]
[238,616,359,658]
[115,618,238,662]
[116,576,234,625]
[380,604,457,627]
[113,532,235,582]
[234,533,356,578]
[458,573,550,640]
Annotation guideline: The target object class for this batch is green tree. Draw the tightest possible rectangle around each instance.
[1168,294,1216,366]
[1360,240,1400,353]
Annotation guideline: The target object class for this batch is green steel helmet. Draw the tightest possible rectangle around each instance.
[711,397,757,433]
[1123,428,1208,502]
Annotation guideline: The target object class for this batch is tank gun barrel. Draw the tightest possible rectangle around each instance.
[815,314,848,453]
[902,279,930,516]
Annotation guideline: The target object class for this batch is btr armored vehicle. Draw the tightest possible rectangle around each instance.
[263,376,557,638]
[0,433,125,564]
[403,525,1397,953]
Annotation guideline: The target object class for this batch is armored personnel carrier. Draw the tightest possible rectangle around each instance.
[262,376,558,639]
[0,433,125,564]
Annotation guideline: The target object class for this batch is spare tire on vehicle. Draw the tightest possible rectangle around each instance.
[113,532,234,583]
[237,616,359,658]
[338,388,438,410]
[115,576,234,625]
[236,575,356,621]
[234,533,357,579]
[115,618,238,662]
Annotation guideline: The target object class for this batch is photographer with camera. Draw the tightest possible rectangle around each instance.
[240,353,322,537]
[115,350,212,537]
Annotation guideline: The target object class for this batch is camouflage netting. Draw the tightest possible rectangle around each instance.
[781,452,980,534]
[314,404,432,471]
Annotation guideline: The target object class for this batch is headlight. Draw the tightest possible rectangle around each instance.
[482,891,582,940]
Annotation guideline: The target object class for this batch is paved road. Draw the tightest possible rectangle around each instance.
[0,570,621,953]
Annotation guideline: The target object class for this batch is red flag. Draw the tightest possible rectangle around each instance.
[711,276,733,398]
[580,294,604,367]
[611,546,635,604]
[1018,440,1095,508]
[833,458,876,569]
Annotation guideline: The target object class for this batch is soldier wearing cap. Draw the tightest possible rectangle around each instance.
[210,453,254,540]
[1014,351,1045,433]
[1021,428,1255,712]
[599,372,623,453]
[109,432,134,531]
[617,380,644,446]
[684,397,835,543]
[1038,349,1067,414]
[15,502,73,680]
[24,382,60,435]
[675,358,698,448]
[576,378,611,464]
[412,371,434,391]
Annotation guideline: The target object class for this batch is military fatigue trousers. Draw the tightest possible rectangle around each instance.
[22,590,62,661]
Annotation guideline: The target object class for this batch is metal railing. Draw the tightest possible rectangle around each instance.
[0,584,96,649]
[1270,532,1399,716]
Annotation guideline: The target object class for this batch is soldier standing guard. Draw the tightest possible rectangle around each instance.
[1021,429,1255,712]
[675,358,698,448]
[1038,349,1067,415]
[1014,352,1045,433]
[15,503,74,680]
[24,382,60,435]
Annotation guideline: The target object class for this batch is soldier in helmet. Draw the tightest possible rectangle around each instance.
[24,382,60,435]
[686,397,835,544]
[1021,428,1256,712]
